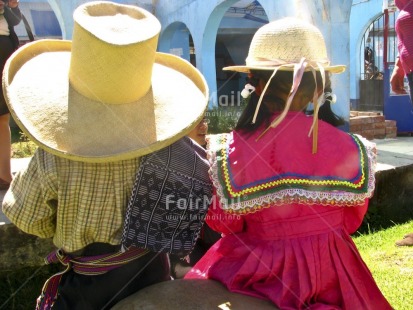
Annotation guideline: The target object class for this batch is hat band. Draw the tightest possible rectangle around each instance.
[246,56,331,68]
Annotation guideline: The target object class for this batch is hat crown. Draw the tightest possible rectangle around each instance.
[69,1,161,104]
[246,18,330,67]
[4,1,208,163]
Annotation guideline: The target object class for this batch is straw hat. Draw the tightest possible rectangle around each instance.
[2,1,208,163]
[223,17,345,74]
[222,17,346,153]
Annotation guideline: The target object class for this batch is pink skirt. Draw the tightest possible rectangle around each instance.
[185,210,392,310]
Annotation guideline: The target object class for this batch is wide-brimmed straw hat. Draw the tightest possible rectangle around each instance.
[224,17,346,153]
[3,1,208,163]
[223,17,345,74]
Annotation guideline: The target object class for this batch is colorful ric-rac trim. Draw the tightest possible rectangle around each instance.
[208,133,376,214]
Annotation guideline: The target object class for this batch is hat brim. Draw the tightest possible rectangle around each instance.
[223,64,346,74]
[3,40,208,163]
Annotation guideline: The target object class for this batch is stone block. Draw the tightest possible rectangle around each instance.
[111,279,277,309]
[0,224,54,271]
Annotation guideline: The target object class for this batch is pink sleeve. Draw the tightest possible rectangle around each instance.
[205,189,245,235]
[343,199,369,234]
[397,11,413,74]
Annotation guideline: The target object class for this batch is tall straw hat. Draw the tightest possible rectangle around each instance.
[2,1,208,163]
[223,17,345,74]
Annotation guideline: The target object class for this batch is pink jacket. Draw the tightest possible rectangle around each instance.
[395,0,413,75]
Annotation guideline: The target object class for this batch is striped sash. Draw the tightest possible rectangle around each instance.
[36,247,149,310]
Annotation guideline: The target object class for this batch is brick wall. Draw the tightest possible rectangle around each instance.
[350,111,397,140]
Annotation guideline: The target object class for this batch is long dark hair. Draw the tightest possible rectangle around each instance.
[315,74,345,127]
[235,70,344,132]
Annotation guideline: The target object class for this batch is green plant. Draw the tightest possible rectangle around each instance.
[11,132,37,158]
[206,103,245,134]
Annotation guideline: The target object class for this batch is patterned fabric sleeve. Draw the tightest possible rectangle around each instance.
[121,137,213,256]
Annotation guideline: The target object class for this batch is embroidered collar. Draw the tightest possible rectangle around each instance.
[207,118,376,214]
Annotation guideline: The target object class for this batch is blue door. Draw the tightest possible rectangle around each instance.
[383,64,413,134]
[381,7,413,134]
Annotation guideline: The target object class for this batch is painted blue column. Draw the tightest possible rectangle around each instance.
[199,0,239,107]
[296,0,352,125]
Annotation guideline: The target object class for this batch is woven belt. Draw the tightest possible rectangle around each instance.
[36,247,149,310]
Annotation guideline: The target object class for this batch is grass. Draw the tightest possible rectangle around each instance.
[353,220,413,309]
[10,127,37,158]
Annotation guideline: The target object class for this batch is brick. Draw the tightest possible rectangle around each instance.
[362,123,375,130]
[385,120,397,127]
[349,124,362,132]
[373,128,386,139]
[349,117,365,125]
[360,130,375,140]
[371,115,385,123]
[374,122,386,129]
[350,116,374,125]
[361,116,375,124]
[352,131,363,136]
[386,126,397,134]
[350,114,395,140]
[386,132,397,138]
[352,111,382,116]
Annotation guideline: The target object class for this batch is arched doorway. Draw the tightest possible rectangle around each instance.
[159,22,194,64]
[16,0,62,44]
[358,13,392,112]
[204,0,269,133]
[215,0,268,108]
